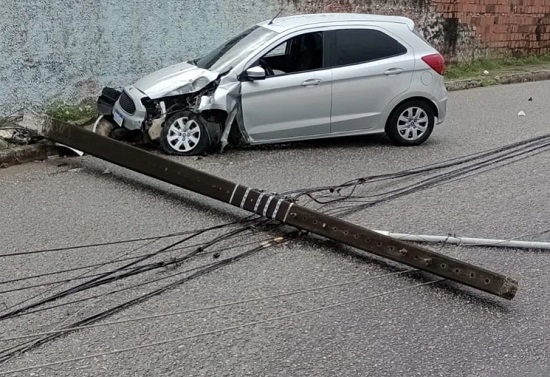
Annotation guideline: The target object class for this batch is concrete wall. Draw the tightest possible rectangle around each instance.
[2,0,550,114]
[0,0,276,114]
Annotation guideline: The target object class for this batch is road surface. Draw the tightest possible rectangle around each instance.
[1,81,549,376]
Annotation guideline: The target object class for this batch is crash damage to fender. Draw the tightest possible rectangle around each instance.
[197,75,244,152]
[96,63,247,153]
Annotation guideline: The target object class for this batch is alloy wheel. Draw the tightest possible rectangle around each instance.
[166,117,201,153]
[397,107,429,141]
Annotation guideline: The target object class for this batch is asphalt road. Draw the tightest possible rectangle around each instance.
[1,81,550,377]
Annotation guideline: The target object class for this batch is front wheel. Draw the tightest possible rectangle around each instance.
[386,100,435,146]
[159,111,212,156]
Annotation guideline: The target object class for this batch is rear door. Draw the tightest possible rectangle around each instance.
[329,28,415,134]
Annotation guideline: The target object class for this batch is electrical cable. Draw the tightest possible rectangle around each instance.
[0,218,262,320]
[282,133,550,200]
[0,269,414,342]
[0,279,442,375]
[318,138,550,217]
[3,228,281,321]
[0,215,260,258]
[0,231,193,258]
[0,231,274,289]
[3,130,547,367]
[0,234,291,363]
[0,237,162,316]
[0,225,255,321]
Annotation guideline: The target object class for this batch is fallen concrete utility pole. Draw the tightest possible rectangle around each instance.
[375,231,550,251]
[38,120,518,300]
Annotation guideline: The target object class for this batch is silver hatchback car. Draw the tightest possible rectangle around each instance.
[95,13,448,155]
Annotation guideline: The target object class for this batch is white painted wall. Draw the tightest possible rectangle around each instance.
[0,0,279,113]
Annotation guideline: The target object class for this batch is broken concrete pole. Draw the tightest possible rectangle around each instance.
[35,120,519,300]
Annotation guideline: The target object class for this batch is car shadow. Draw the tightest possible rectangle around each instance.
[230,133,392,153]
[220,132,444,156]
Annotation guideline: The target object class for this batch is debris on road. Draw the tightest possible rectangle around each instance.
[518,110,526,117]
[0,138,9,151]
[375,230,550,251]
[0,109,87,167]
[0,109,43,146]
[36,119,519,300]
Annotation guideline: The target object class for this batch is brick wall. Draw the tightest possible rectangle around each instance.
[433,0,550,57]
[279,0,550,62]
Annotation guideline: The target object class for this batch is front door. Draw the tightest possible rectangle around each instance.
[240,31,332,143]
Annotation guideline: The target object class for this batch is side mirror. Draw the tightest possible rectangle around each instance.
[243,66,266,81]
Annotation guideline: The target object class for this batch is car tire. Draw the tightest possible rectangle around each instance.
[159,111,212,156]
[385,100,435,146]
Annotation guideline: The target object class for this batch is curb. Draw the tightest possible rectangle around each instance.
[0,141,56,169]
[446,69,550,91]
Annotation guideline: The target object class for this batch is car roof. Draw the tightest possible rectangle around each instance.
[259,13,415,33]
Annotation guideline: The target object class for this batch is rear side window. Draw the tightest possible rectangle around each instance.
[333,29,407,67]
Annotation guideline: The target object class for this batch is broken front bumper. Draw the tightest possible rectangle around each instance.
[97,86,147,131]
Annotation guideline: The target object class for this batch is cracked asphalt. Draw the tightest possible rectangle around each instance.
[1,81,550,376]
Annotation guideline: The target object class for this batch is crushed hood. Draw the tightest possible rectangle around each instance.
[133,62,218,99]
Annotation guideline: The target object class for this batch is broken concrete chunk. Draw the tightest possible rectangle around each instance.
[0,109,46,145]
[19,110,47,132]
[0,130,14,139]
[0,137,9,150]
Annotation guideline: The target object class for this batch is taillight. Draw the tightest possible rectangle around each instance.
[421,54,446,75]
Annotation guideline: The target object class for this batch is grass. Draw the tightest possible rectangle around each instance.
[45,98,97,124]
[445,54,550,80]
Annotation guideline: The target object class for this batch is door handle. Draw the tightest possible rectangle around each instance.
[384,68,404,75]
[301,79,321,87]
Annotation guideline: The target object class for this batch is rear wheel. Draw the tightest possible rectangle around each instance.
[159,111,211,156]
[386,100,435,146]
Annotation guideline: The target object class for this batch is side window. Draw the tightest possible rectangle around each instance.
[265,41,287,57]
[257,32,324,77]
[333,29,407,67]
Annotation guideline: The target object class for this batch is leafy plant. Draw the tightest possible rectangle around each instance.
[45,99,97,124]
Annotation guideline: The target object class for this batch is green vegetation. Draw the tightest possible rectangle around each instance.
[45,98,97,125]
[445,54,550,80]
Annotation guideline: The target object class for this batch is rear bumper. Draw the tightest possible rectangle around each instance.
[436,96,447,124]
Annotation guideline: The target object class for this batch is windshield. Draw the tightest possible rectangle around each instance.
[194,26,277,72]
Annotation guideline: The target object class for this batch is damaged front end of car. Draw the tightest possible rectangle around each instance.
[94,64,247,156]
